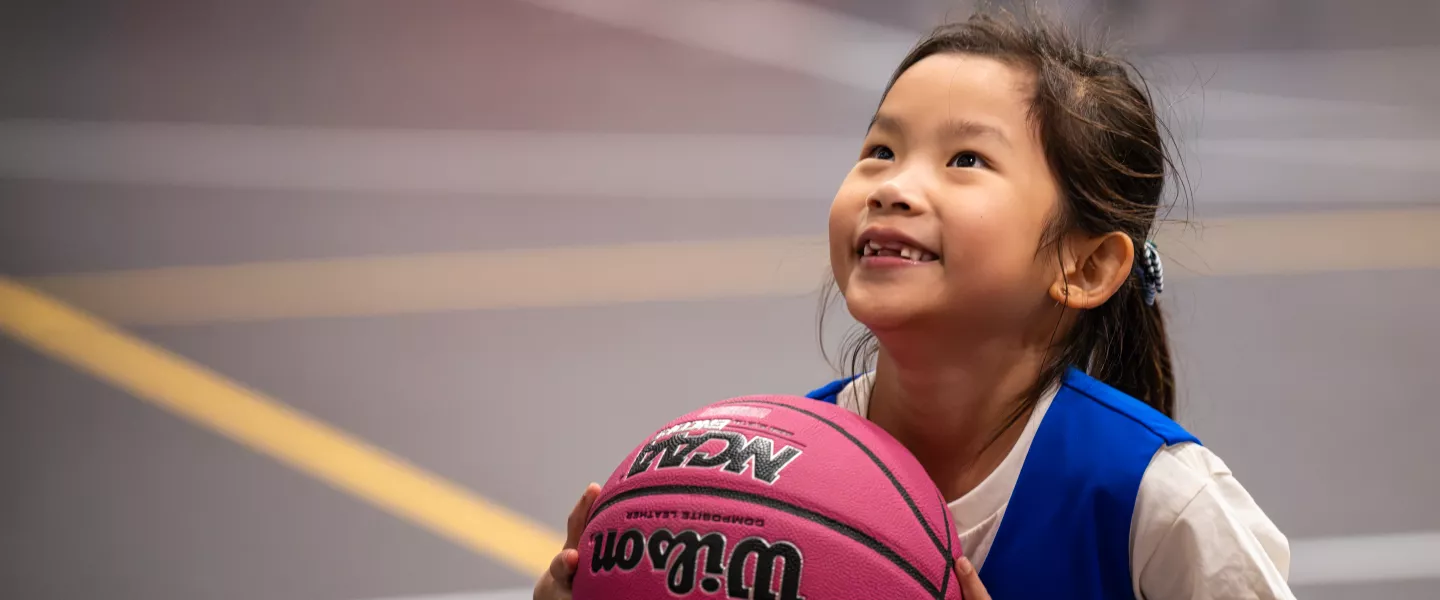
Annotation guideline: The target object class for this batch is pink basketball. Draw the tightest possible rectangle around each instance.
[573,395,963,600]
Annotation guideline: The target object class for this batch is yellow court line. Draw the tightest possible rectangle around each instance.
[21,209,1440,327]
[0,277,563,576]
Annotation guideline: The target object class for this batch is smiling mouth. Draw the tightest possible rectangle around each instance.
[858,240,939,262]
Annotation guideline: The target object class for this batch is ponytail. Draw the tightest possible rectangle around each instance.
[1061,265,1175,416]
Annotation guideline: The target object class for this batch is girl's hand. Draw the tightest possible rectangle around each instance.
[957,556,992,600]
[532,483,602,600]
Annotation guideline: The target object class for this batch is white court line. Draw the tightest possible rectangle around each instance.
[355,530,1440,600]
[371,591,531,600]
[515,0,916,91]
[0,120,855,200]
[515,0,1427,124]
[1288,530,1440,586]
[3,120,1438,204]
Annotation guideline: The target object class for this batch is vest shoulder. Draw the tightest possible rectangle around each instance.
[1061,367,1199,447]
[804,376,858,404]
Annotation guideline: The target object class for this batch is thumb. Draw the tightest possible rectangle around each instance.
[564,483,602,549]
[955,557,991,600]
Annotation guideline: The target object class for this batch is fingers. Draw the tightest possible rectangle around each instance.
[956,557,991,600]
[564,483,602,549]
[547,548,580,585]
[537,484,603,600]
[534,549,582,600]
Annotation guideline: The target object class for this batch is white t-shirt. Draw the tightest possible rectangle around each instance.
[833,373,1297,600]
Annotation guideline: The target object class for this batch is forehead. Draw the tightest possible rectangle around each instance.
[878,53,1034,132]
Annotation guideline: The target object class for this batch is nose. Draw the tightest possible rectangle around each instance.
[866,180,922,214]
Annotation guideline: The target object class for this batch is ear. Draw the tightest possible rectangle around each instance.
[1048,231,1135,310]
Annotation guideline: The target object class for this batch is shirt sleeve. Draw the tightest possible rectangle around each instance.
[1131,443,1296,600]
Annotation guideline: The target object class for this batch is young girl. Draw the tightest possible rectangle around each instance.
[537,12,1294,600]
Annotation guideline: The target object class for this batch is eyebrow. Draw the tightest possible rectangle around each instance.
[868,113,1012,148]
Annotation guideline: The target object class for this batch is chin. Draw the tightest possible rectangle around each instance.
[843,290,931,333]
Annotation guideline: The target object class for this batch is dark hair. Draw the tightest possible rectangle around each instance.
[820,10,1188,420]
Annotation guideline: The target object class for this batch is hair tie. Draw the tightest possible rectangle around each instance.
[1134,240,1164,306]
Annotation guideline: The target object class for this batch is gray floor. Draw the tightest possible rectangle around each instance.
[3,1,1438,598]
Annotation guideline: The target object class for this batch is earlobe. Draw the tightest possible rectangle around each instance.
[1048,280,1085,308]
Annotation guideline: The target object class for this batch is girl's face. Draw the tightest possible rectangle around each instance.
[829,53,1064,336]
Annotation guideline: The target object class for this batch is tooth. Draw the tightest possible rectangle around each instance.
[901,247,916,260]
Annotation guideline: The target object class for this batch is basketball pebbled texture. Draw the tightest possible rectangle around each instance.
[572,395,964,600]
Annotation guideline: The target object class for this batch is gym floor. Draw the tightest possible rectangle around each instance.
[3,1,1438,599]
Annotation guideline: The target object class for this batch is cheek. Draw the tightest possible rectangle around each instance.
[827,177,868,277]
[941,205,1048,289]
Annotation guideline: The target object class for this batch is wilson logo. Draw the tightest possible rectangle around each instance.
[625,430,801,484]
[589,528,805,600]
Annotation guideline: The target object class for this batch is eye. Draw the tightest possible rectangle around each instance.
[864,145,896,161]
[948,151,989,169]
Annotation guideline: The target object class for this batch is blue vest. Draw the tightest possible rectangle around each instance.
[806,367,1199,599]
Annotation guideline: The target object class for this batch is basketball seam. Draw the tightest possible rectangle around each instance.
[725,399,953,563]
[938,487,956,598]
[590,484,943,599]
[721,423,808,446]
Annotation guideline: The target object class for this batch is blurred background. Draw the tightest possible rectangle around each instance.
[1,0,1438,599]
